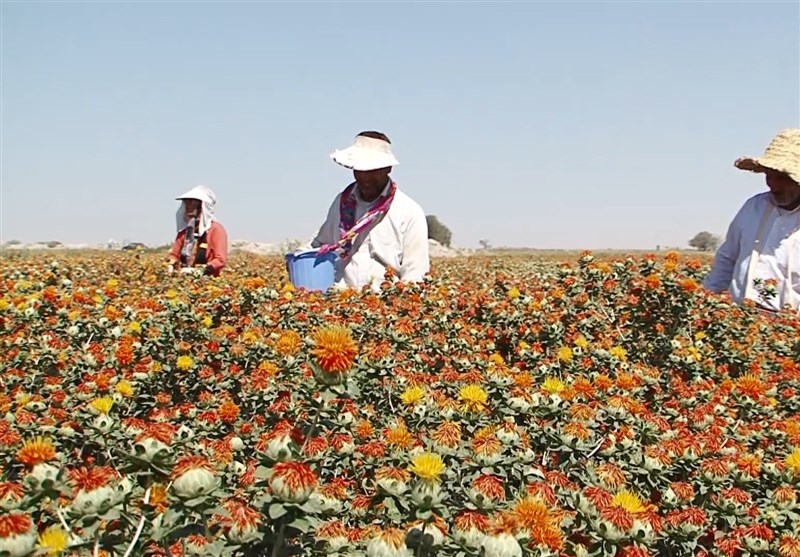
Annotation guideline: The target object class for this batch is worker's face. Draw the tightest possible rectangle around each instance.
[183,199,201,219]
[354,167,391,202]
[765,169,800,207]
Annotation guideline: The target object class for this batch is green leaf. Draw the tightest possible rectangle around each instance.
[298,499,322,514]
[269,503,287,520]
[289,517,310,533]
[382,498,398,513]
[346,381,362,398]
[182,495,209,508]
[255,466,273,480]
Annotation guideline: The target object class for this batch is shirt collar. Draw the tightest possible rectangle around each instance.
[354,179,392,204]
[767,193,800,215]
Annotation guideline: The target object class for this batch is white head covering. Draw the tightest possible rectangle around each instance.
[175,185,217,236]
[330,134,399,171]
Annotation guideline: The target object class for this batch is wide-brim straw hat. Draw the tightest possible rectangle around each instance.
[734,128,800,184]
[330,135,399,171]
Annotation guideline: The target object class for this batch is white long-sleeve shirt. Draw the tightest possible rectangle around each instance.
[703,191,800,312]
[311,182,430,291]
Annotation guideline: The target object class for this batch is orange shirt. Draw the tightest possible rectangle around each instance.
[170,221,228,276]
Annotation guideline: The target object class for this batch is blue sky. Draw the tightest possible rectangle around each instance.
[2,1,798,249]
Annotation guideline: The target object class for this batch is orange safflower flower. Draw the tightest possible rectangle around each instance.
[369,528,407,553]
[146,483,169,513]
[0,511,33,538]
[135,423,177,445]
[392,317,415,337]
[16,437,56,468]
[594,374,613,391]
[472,427,502,457]
[513,497,564,550]
[431,421,462,449]
[270,461,318,503]
[779,535,800,557]
[276,330,302,356]
[594,463,626,490]
[385,423,414,449]
[243,277,267,289]
[319,477,350,500]
[359,441,386,459]
[354,420,374,439]
[524,481,556,506]
[316,519,349,542]
[601,505,634,531]
[454,510,490,533]
[645,274,661,289]
[217,497,261,539]
[0,482,24,507]
[666,482,694,503]
[375,466,410,484]
[69,466,118,491]
[218,400,240,424]
[473,474,506,501]
[486,511,519,536]
[736,374,767,399]
[310,326,358,374]
[172,455,215,480]
[618,546,653,557]
[303,436,328,457]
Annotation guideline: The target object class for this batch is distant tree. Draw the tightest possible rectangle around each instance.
[46,241,63,249]
[689,231,721,252]
[479,239,492,250]
[5,239,21,246]
[426,215,452,247]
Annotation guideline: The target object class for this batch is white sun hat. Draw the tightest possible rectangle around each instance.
[330,134,399,171]
[175,185,217,236]
[735,128,800,184]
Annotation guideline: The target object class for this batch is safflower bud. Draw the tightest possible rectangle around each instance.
[229,436,244,451]
[410,480,444,509]
[269,461,318,504]
[366,528,413,557]
[0,511,37,557]
[481,534,522,557]
[171,456,219,500]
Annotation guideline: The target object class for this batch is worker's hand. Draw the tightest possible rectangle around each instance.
[165,262,175,274]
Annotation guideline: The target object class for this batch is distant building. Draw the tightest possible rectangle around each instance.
[122,242,147,251]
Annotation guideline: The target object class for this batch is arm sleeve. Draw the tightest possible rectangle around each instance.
[206,224,229,272]
[310,196,341,248]
[399,207,430,283]
[169,232,184,261]
[703,204,745,294]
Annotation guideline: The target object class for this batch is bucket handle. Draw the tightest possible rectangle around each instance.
[285,248,326,277]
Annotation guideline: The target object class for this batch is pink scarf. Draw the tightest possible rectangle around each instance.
[318,181,397,260]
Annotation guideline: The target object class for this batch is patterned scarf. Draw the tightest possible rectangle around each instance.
[318,181,397,260]
[181,221,197,262]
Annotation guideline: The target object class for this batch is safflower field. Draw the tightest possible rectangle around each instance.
[2,250,800,557]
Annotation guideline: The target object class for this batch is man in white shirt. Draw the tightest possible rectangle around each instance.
[310,131,430,291]
[704,128,800,313]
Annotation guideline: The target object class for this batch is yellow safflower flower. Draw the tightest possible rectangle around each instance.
[400,386,425,406]
[459,384,488,413]
[409,453,445,482]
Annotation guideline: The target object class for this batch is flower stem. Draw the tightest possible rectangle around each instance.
[271,522,286,557]
[300,408,321,456]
